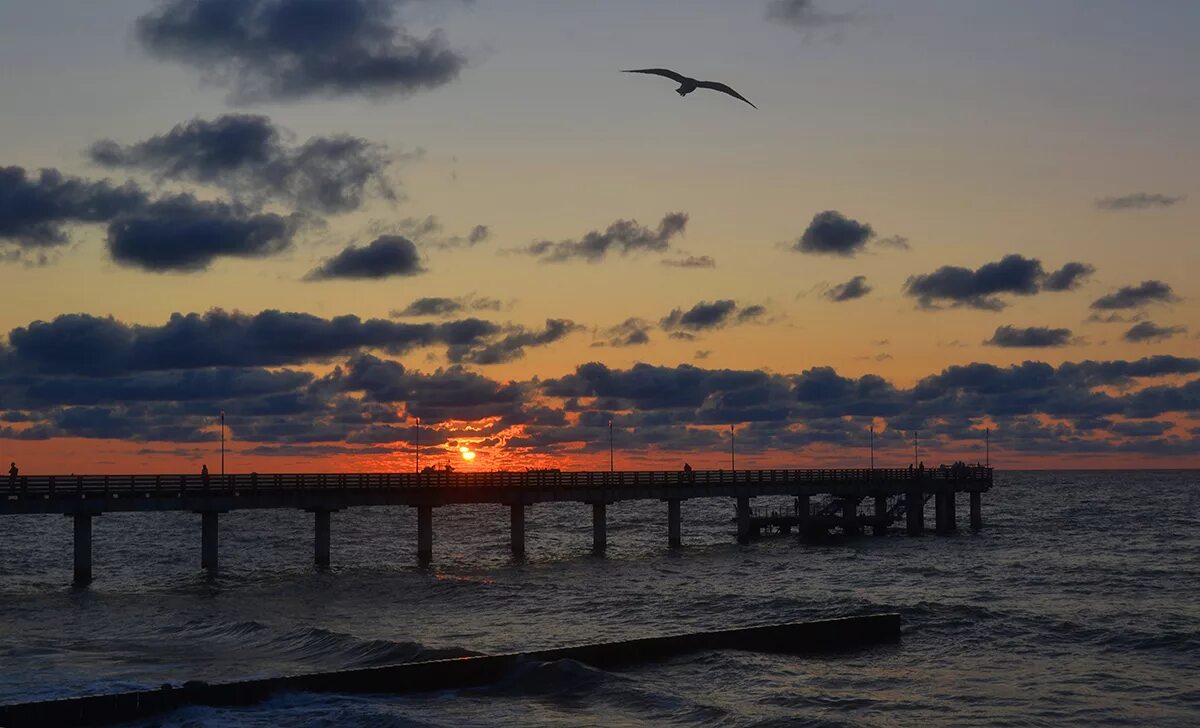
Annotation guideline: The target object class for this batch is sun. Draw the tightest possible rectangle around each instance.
[459,446,476,462]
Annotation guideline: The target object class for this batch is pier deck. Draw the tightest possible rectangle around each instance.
[3,467,991,582]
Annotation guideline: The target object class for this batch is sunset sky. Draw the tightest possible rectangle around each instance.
[1,0,1197,472]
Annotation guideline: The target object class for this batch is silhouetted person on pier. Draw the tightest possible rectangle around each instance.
[683,462,694,482]
[8,462,17,486]
[201,464,209,487]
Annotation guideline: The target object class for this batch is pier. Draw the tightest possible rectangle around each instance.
[2,467,991,583]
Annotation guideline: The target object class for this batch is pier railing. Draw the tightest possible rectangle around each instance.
[4,466,991,497]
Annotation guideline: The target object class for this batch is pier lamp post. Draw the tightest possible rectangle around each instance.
[869,424,874,470]
[219,410,225,477]
[730,425,736,473]
[415,417,421,474]
[986,427,990,467]
[608,420,614,472]
[914,430,919,467]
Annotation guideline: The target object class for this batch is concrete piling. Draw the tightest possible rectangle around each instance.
[873,495,887,536]
[416,505,433,565]
[72,514,92,585]
[906,490,923,536]
[200,511,219,571]
[313,509,331,568]
[592,502,607,552]
[510,504,525,557]
[736,496,751,544]
[667,499,681,548]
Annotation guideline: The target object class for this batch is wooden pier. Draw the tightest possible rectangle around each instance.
[2,467,992,583]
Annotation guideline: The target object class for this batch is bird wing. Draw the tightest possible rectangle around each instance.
[622,68,690,84]
[695,80,757,109]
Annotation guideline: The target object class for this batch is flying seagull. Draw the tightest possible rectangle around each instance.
[623,68,757,109]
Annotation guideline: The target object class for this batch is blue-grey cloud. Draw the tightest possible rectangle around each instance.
[1042,262,1095,291]
[985,325,1073,348]
[1090,280,1177,311]
[660,300,738,333]
[1123,321,1186,343]
[522,213,688,263]
[1096,193,1185,211]
[135,0,467,104]
[447,319,582,365]
[392,295,502,318]
[594,318,653,348]
[826,275,871,302]
[765,0,854,29]
[793,210,874,257]
[107,194,303,272]
[305,235,424,281]
[660,255,716,269]
[0,166,146,249]
[904,255,1092,311]
[90,114,394,214]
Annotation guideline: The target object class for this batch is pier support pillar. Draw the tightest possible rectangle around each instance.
[796,494,810,522]
[934,492,947,534]
[842,499,861,537]
[592,503,607,552]
[905,490,924,536]
[945,491,957,532]
[416,505,433,565]
[736,496,751,544]
[200,511,219,571]
[313,509,332,568]
[667,499,682,548]
[970,491,982,531]
[873,496,887,536]
[510,504,526,557]
[72,513,93,585]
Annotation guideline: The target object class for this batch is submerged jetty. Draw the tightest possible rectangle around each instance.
[0,614,901,728]
[2,466,991,583]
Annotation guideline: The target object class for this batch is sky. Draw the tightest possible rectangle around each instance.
[1,0,1198,473]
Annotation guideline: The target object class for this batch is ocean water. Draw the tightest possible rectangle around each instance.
[1,471,1197,726]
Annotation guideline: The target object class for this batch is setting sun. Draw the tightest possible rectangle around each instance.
[459,446,476,462]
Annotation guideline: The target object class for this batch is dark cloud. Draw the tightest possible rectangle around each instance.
[305,235,424,280]
[135,0,467,104]
[90,114,394,214]
[447,319,582,365]
[396,297,462,317]
[876,235,911,251]
[3,309,504,375]
[765,0,854,29]
[594,318,652,348]
[1123,321,1186,343]
[661,255,716,269]
[661,300,738,332]
[0,166,146,249]
[521,213,688,263]
[825,275,871,302]
[1096,193,1185,211]
[793,210,874,257]
[904,254,1090,310]
[1042,262,1095,291]
[1090,280,1177,311]
[985,325,1073,348]
[107,194,303,272]
[385,216,492,250]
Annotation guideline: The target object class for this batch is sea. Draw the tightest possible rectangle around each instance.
[1,471,1197,727]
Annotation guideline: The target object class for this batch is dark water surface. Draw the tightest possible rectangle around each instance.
[2,471,1197,726]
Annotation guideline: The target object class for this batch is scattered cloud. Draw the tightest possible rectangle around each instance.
[90,114,395,214]
[381,215,491,250]
[521,212,688,263]
[792,210,874,257]
[904,255,1094,310]
[107,194,303,272]
[1123,321,1186,343]
[661,255,716,269]
[876,235,911,251]
[765,0,855,29]
[825,275,871,302]
[0,166,146,249]
[594,318,653,348]
[305,235,424,281]
[1096,193,1185,211]
[447,319,582,365]
[135,0,467,104]
[1090,280,1177,311]
[394,295,502,318]
[985,325,1074,348]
